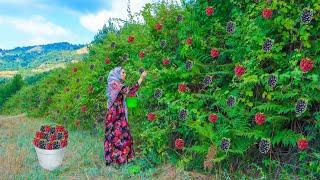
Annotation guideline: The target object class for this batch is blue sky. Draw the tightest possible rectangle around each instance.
[0,0,156,49]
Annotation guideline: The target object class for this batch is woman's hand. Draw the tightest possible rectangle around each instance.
[138,71,147,85]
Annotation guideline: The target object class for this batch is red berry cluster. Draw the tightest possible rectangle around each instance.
[155,23,163,31]
[105,57,111,64]
[81,105,87,113]
[186,37,192,45]
[210,48,219,58]
[206,7,214,16]
[162,58,170,66]
[209,113,218,123]
[33,124,68,150]
[255,113,266,125]
[262,8,272,19]
[175,138,185,149]
[234,65,246,77]
[139,51,145,59]
[297,138,308,150]
[128,35,135,43]
[178,83,187,93]
[300,58,314,73]
[72,67,78,73]
[147,112,156,121]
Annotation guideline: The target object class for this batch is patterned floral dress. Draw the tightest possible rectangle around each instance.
[104,81,140,165]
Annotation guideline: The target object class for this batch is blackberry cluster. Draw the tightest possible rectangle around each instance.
[39,139,47,149]
[154,88,163,99]
[40,125,46,133]
[176,14,183,22]
[202,75,212,87]
[179,109,188,120]
[44,133,50,141]
[50,127,56,135]
[268,74,278,88]
[220,138,231,151]
[52,140,60,149]
[139,67,145,74]
[111,41,116,48]
[76,78,80,83]
[295,99,308,115]
[57,132,64,140]
[259,138,271,154]
[90,64,95,70]
[226,21,236,33]
[160,40,167,48]
[75,94,81,100]
[263,38,273,52]
[226,95,236,107]
[98,76,104,82]
[122,54,129,61]
[185,60,193,70]
[300,9,313,24]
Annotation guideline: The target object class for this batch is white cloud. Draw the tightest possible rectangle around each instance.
[80,0,157,33]
[0,15,78,47]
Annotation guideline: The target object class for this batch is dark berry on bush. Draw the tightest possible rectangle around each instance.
[179,109,188,120]
[76,78,80,83]
[259,138,271,154]
[90,64,95,70]
[76,94,80,100]
[139,68,145,74]
[220,138,231,151]
[185,60,193,70]
[226,95,236,107]
[226,21,236,33]
[111,41,116,48]
[160,40,167,48]
[203,75,212,88]
[176,14,183,22]
[295,99,308,116]
[263,38,273,52]
[268,74,278,88]
[53,140,61,149]
[300,9,313,24]
[99,76,104,82]
[122,54,129,61]
[154,88,163,99]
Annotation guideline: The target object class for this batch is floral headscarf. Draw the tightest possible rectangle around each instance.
[106,66,128,121]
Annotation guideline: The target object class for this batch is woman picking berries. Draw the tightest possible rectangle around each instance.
[105,67,147,165]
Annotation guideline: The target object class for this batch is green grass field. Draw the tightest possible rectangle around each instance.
[0,114,215,179]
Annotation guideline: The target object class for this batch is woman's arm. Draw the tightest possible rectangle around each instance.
[121,71,147,96]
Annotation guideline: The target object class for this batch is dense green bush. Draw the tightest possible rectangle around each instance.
[2,0,319,178]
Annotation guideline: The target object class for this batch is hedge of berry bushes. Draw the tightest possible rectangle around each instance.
[2,0,319,177]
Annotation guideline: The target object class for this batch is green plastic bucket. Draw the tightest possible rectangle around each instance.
[126,97,138,108]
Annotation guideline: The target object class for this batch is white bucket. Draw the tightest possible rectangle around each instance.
[34,146,66,171]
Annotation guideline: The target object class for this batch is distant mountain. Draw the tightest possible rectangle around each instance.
[0,42,87,71]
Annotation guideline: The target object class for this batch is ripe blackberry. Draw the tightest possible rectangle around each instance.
[39,139,47,149]
[226,95,236,107]
[154,88,163,99]
[75,94,80,100]
[139,68,145,74]
[76,78,80,83]
[122,54,129,61]
[98,76,104,82]
[295,99,308,116]
[259,138,271,154]
[53,140,61,149]
[50,127,56,135]
[268,74,277,88]
[179,109,188,120]
[185,60,193,70]
[176,14,183,22]
[40,125,46,133]
[90,64,95,70]
[160,40,167,48]
[57,132,64,140]
[263,38,273,52]
[220,138,231,151]
[300,9,313,24]
[226,21,235,33]
[43,133,50,141]
[111,41,116,48]
[202,75,212,88]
